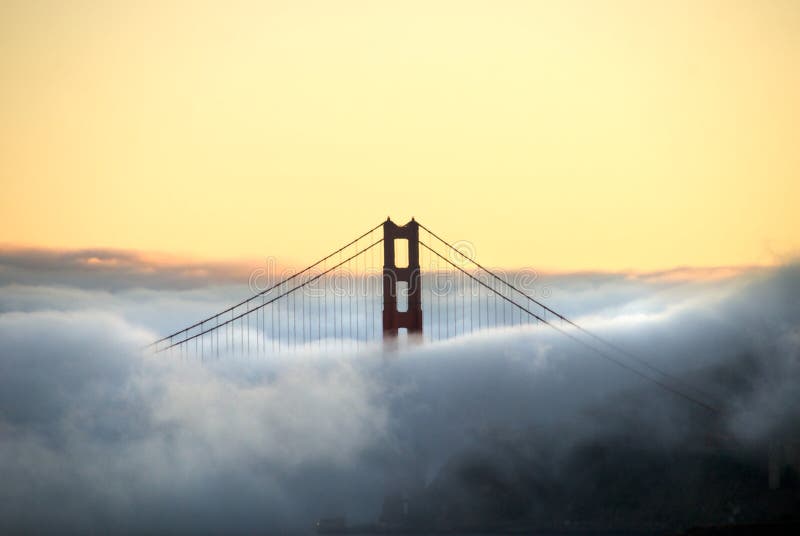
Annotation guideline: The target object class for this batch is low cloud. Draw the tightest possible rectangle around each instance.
[0,264,798,533]
[0,246,281,290]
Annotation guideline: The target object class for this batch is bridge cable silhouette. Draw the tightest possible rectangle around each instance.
[157,236,384,352]
[148,221,385,352]
[418,239,720,415]
[418,221,721,407]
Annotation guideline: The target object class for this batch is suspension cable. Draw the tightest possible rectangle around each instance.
[420,240,720,415]
[417,222,720,406]
[149,221,384,349]
[158,238,384,352]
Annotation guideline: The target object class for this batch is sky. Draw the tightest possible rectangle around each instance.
[1,0,798,271]
[2,4,800,531]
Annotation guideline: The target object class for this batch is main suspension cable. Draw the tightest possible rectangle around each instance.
[149,221,384,350]
[159,238,384,352]
[420,240,720,415]
[417,222,720,406]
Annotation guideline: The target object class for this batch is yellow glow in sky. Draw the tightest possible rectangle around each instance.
[1,0,798,270]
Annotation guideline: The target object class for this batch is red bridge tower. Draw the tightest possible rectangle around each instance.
[382,218,423,339]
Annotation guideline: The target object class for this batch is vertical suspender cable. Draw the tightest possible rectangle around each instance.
[445,268,450,339]
[261,296,265,356]
[355,240,360,349]
[302,275,307,349]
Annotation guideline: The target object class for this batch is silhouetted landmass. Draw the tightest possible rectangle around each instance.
[353,435,800,534]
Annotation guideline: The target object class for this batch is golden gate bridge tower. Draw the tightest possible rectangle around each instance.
[381,218,423,340]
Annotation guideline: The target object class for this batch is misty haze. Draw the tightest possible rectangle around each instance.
[2,246,799,534]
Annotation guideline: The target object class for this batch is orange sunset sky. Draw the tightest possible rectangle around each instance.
[1,0,798,271]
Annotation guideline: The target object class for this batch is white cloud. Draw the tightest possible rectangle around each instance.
[0,264,798,533]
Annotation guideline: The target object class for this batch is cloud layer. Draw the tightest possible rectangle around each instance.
[1,262,798,533]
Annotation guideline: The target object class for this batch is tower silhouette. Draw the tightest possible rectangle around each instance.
[382,218,423,339]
